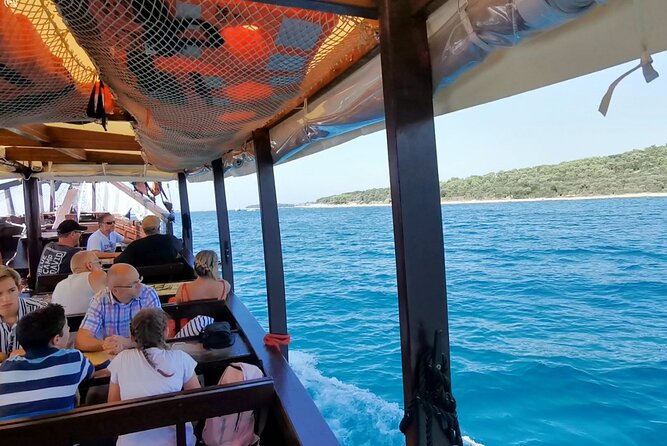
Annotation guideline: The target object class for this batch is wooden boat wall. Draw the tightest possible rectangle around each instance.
[0,1,666,446]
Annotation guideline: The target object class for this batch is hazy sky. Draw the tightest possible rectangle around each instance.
[178,50,667,211]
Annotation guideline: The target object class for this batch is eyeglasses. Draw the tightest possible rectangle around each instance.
[103,221,116,225]
[113,276,143,288]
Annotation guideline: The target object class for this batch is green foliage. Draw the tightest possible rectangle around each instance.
[316,145,667,204]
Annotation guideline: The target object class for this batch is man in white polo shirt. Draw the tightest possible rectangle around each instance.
[86,213,131,258]
[52,251,107,315]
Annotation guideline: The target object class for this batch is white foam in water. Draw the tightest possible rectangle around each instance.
[290,351,484,446]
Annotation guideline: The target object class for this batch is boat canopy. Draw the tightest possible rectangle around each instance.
[0,0,665,179]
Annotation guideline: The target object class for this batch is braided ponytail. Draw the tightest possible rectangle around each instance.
[194,250,220,280]
[130,308,174,378]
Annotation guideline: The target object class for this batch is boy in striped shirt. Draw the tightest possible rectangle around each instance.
[0,304,94,420]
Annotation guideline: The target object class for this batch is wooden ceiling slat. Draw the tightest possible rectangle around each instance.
[0,127,141,151]
[3,147,145,165]
[6,125,52,143]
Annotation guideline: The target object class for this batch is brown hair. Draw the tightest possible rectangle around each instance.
[0,265,22,288]
[130,308,173,378]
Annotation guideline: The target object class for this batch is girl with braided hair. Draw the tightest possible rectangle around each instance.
[107,308,200,446]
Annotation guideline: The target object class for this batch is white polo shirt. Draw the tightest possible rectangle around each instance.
[86,229,124,252]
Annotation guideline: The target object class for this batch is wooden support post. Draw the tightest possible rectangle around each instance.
[211,158,234,288]
[378,0,457,445]
[22,177,42,289]
[253,128,288,359]
[177,173,194,257]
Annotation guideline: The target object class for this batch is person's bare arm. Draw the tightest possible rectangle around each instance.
[183,374,201,391]
[88,270,107,294]
[75,328,104,352]
[108,383,121,402]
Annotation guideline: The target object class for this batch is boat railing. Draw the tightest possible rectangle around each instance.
[0,378,276,446]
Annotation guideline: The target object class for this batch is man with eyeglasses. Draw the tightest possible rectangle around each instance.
[76,263,160,354]
[52,251,107,315]
[36,220,86,276]
[86,213,131,258]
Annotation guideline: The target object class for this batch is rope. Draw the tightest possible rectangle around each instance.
[263,333,291,349]
[399,331,463,446]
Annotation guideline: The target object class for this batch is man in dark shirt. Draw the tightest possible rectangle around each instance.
[36,220,86,276]
[114,215,192,267]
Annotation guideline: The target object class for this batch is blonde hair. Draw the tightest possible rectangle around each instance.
[130,308,173,378]
[194,250,220,280]
[0,266,21,287]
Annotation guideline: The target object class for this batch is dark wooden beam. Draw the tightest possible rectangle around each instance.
[244,0,377,19]
[226,293,340,445]
[177,172,194,258]
[22,177,42,289]
[254,128,288,359]
[378,0,457,445]
[411,0,449,17]
[212,158,234,289]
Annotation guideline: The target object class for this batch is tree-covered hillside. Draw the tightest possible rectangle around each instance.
[316,145,667,204]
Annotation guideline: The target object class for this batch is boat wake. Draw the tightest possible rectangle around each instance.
[290,350,484,446]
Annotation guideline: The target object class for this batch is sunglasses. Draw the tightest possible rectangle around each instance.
[113,276,143,289]
[103,221,116,225]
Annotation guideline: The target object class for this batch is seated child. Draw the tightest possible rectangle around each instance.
[107,308,200,446]
[0,304,94,420]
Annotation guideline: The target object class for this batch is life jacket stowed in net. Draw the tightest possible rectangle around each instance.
[202,362,264,446]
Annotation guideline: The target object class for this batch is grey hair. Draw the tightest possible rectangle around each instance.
[194,250,220,280]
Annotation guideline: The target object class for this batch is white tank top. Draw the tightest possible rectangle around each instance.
[51,272,95,315]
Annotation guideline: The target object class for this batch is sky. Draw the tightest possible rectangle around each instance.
[178,50,667,211]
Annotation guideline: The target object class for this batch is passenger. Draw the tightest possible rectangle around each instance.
[108,308,200,446]
[0,266,45,361]
[114,215,193,267]
[0,304,93,420]
[36,219,86,276]
[86,213,131,258]
[173,250,230,303]
[52,251,107,315]
[167,250,230,338]
[75,263,160,354]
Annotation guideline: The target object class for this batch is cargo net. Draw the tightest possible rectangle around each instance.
[50,0,379,171]
[0,1,97,127]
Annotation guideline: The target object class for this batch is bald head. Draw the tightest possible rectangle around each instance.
[70,251,101,273]
[107,263,139,287]
[142,215,161,236]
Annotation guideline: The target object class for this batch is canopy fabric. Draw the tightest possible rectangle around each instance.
[0,0,665,180]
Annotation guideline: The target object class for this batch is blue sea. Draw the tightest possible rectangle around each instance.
[177,197,667,446]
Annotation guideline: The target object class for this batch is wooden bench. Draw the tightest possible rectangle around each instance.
[0,378,276,446]
[137,262,195,284]
[35,273,69,293]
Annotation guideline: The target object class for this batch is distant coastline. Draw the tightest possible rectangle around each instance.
[297,192,667,208]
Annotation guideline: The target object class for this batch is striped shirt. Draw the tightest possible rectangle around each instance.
[0,297,46,356]
[0,347,94,420]
[80,285,160,339]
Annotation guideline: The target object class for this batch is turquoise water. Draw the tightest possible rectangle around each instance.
[177,197,667,446]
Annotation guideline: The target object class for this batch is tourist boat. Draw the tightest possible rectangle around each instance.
[0,0,665,445]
